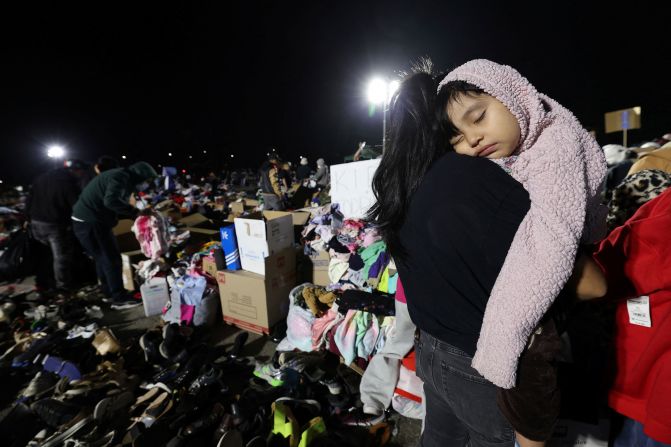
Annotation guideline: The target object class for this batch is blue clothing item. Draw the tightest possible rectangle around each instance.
[416,330,514,447]
[388,273,398,294]
[174,275,207,306]
[368,252,390,280]
[614,417,671,447]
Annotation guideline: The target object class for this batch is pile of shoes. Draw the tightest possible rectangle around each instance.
[1,281,397,446]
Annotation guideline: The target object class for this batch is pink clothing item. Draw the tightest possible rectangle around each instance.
[180,304,195,325]
[132,214,170,260]
[362,228,382,248]
[440,59,607,388]
[311,307,343,351]
[395,279,407,304]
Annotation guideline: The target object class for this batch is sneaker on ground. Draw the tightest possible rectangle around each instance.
[19,371,60,401]
[319,377,343,395]
[339,407,385,427]
[139,331,163,365]
[30,398,81,428]
[253,361,285,387]
[110,297,141,310]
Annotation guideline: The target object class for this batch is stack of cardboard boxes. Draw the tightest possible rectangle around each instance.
[217,211,296,335]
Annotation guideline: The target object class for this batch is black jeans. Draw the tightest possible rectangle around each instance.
[30,220,74,290]
[72,220,125,300]
[416,331,515,447]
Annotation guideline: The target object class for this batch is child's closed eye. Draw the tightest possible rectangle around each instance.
[474,110,486,123]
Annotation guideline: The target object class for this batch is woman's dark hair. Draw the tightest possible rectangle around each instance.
[365,72,450,260]
[438,80,484,141]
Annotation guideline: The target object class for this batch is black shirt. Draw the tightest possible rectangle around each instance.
[398,152,530,356]
[27,168,81,225]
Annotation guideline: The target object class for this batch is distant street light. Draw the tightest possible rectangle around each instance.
[168,152,173,157]
[121,155,127,160]
[230,154,234,158]
[366,77,399,152]
[203,150,207,154]
[46,145,65,159]
[189,155,193,159]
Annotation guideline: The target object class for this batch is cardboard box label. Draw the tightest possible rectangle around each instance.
[229,300,257,319]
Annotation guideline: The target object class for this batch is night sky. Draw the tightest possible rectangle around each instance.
[1,1,670,185]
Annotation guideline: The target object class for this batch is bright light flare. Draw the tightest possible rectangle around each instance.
[388,80,400,101]
[367,78,387,105]
[367,78,399,105]
[47,145,65,158]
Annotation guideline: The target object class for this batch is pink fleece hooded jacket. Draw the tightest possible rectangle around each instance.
[439,59,607,388]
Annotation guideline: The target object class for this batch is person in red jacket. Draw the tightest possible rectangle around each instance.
[594,185,671,445]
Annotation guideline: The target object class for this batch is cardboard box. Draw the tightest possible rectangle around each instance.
[234,211,293,275]
[217,247,296,334]
[140,277,169,317]
[113,219,141,252]
[230,201,245,214]
[187,227,221,244]
[182,213,230,230]
[308,250,331,286]
[202,255,218,277]
[179,213,210,228]
[121,250,146,291]
[156,200,182,222]
[288,211,310,227]
[288,211,310,242]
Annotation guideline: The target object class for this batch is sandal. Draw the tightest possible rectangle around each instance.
[129,387,161,414]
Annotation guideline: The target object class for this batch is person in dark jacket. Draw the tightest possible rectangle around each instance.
[27,159,88,293]
[71,161,157,308]
[78,155,121,189]
[259,155,285,210]
[296,157,311,181]
[313,158,329,188]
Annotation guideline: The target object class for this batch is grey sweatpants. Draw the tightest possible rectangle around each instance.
[359,299,422,416]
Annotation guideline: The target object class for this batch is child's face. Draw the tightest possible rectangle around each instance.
[446,93,521,159]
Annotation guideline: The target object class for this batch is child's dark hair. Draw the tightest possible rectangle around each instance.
[437,80,485,141]
[365,70,452,261]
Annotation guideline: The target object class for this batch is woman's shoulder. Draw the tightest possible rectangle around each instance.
[424,152,519,190]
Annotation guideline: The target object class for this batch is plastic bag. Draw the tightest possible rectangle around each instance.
[0,230,36,281]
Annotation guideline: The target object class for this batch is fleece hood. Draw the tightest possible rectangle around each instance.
[128,162,158,183]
